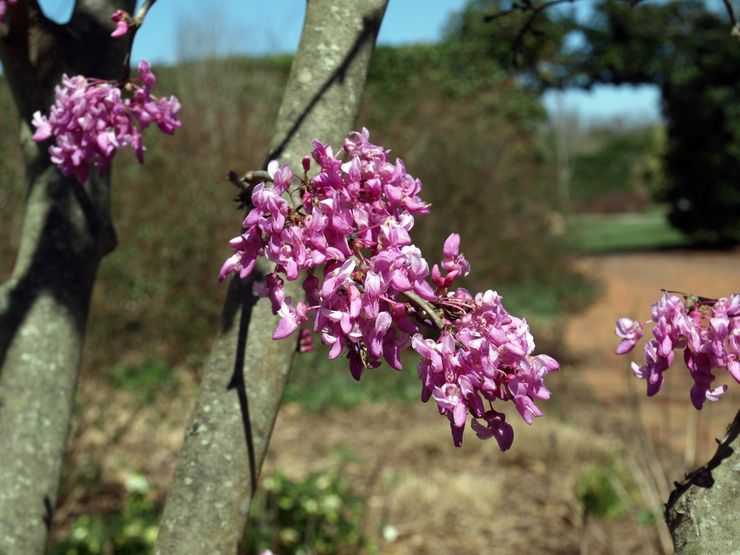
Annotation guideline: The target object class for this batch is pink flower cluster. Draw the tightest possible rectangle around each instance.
[616,292,740,409]
[0,0,17,24]
[220,129,559,449]
[32,61,181,183]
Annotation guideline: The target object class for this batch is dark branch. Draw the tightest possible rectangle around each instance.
[721,0,740,38]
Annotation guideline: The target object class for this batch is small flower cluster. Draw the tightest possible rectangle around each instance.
[0,0,17,24]
[32,61,181,183]
[221,129,558,449]
[616,292,740,409]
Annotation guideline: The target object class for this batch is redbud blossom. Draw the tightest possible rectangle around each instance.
[0,0,17,24]
[31,61,181,183]
[616,292,740,409]
[110,9,130,38]
[220,129,558,449]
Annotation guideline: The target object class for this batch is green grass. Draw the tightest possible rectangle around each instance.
[577,463,629,519]
[567,211,693,253]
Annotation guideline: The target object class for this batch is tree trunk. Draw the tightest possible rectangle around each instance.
[0,2,134,552]
[666,410,740,554]
[154,1,388,553]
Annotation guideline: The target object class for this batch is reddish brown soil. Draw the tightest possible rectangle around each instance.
[567,251,740,463]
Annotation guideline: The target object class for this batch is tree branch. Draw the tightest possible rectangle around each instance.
[666,410,740,553]
[119,0,157,78]
[721,0,740,38]
[154,1,389,553]
[0,2,135,553]
[402,290,447,330]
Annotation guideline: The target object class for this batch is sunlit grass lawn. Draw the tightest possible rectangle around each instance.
[567,211,692,253]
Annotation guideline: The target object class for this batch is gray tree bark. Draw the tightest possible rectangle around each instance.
[154,1,388,553]
[0,1,134,553]
[666,410,740,554]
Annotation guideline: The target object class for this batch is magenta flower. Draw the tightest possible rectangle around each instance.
[220,129,558,449]
[615,317,644,354]
[273,301,308,340]
[31,61,181,183]
[617,291,739,408]
[110,9,130,38]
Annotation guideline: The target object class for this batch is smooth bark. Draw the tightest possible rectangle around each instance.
[666,410,740,554]
[154,1,388,553]
[0,2,134,553]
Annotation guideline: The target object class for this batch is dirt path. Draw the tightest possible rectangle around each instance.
[566,250,740,463]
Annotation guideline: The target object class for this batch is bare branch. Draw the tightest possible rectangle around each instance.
[131,0,156,28]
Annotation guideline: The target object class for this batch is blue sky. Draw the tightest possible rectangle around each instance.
[34,0,661,124]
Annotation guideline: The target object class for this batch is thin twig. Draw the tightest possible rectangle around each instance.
[484,0,574,65]
[132,0,157,28]
[511,0,572,60]
[227,170,274,208]
[243,170,273,184]
[721,0,740,38]
[402,290,446,330]
[121,0,158,79]
[227,169,274,188]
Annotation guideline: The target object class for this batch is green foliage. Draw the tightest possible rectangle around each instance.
[577,463,627,519]
[442,0,569,77]
[365,37,583,314]
[569,124,665,207]
[567,211,693,253]
[49,476,159,555]
[243,468,368,555]
[563,0,740,242]
[102,359,180,402]
[497,271,598,318]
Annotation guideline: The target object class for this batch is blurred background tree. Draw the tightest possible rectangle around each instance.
[560,0,740,243]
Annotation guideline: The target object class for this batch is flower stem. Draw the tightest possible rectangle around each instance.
[403,290,446,330]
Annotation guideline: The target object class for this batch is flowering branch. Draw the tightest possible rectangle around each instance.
[220,129,559,450]
[615,291,739,408]
[110,0,158,39]
[112,0,158,77]
[31,61,181,183]
[156,2,390,552]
